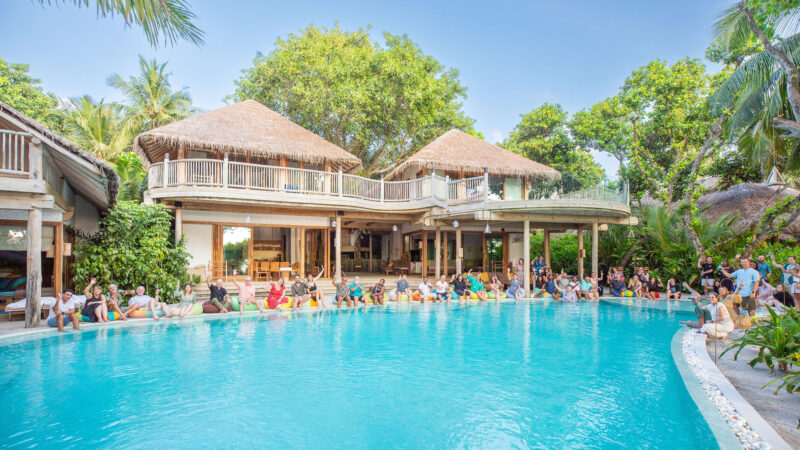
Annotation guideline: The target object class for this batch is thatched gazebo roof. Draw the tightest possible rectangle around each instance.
[133,100,362,172]
[385,129,561,181]
[698,183,800,238]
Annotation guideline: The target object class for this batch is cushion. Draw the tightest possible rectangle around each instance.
[0,278,11,291]
[8,277,26,290]
[202,302,220,313]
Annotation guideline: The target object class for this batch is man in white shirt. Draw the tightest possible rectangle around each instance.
[417,277,432,303]
[126,286,174,320]
[435,274,450,303]
[47,290,81,332]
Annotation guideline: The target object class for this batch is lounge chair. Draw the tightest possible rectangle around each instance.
[5,296,58,321]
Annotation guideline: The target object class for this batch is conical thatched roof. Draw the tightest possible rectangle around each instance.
[133,100,362,171]
[697,183,800,238]
[385,129,561,181]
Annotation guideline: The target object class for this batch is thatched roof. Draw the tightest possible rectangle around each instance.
[133,100,362,171]
[0,100,118,210]
[698,183,800,239]
[385,129,561,181]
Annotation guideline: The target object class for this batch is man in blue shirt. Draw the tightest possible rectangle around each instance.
[721,256,760,316]
[533,256,546,276]
[751,255,771,281]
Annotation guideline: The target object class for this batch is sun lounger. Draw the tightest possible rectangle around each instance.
[6,296,58,321]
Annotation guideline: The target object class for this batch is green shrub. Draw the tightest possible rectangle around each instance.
[72,201,193,303]
[721,307,800,373]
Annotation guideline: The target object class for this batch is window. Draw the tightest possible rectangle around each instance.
[222,226,251,275]
[489,176,504,200]
[505,178,522,200]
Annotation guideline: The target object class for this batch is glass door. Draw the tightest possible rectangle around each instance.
[222,226,251,276]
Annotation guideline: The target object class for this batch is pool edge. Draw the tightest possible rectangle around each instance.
[670,328,743,450]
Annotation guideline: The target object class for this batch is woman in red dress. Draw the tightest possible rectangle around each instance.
[266,279,288,309]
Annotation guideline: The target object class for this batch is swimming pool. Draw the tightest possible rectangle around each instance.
[1,300,714,448]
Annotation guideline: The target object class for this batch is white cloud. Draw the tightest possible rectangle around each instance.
[488,129,504,144]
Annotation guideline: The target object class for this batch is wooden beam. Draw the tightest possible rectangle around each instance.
[422,231,428,276]
[577,226,584,279]
[543,230,551,269]
[25,207,42,328]
[0,194,55,210]
[434,226,441,279]
[0,178,45,194]
[299,227,306,278]
[592,221,599,276]
[472,211,638,226]
[443,231,448,276]
[455,228,462,275]
[523,219,530,297]
[324,227,330,278]
[28,138,42,181]
[369,233,373,272]
[54,221,63,295]
[335,219,342,281]
[174,207,183,244]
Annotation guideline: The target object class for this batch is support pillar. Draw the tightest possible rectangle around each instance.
[434,227,441,279]
[422,231,428,276]
[543,230,551,269]
[577,226,584,279]
[369,235,373,272]
[455,228,462,275]
[335,220,342,281]
[25,207,42,328]
[174,207,183,244]
[299,228,306,278]
[523,219,531,297]
[592,221,599,276]
[54,221,63,295]
[443,231,448,276]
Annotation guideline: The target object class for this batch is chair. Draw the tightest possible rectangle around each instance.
[279,262,291,281]
[268,262,280,281]
[255,262,270,281]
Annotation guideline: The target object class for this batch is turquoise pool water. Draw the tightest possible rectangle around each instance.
[1,300,714,448]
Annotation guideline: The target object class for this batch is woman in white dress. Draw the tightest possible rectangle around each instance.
[684,284,734,339]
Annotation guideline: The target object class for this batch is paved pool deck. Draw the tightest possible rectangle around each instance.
[708,331,800,448]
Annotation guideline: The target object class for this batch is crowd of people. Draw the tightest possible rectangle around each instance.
[45,253,797,336]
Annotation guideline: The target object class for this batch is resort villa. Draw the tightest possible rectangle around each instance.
[139,100,635,294]
[0,101,118,326]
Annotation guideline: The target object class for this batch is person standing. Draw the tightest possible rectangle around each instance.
[47,290,81,331]
[533,256,546,278]
[721,256,760,317]
[771,254,798,306]
[698,256,715,295]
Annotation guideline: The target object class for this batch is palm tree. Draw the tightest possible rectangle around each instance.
[114,151,147,202]
[37,0,204,47]
[60,96,131,161]
[108,56,194,134]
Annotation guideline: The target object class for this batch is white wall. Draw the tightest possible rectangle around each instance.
[508,233,523,263]
[73,195,100,235]
[182,209,328,227]
[183,223,212,267]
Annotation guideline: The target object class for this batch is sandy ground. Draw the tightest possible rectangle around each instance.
[708,331,800,448]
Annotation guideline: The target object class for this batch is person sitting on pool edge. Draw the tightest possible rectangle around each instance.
[488,274,503,300]
[466,269,487,301]
[371,279,386,305]
[105,283,131,321]
[126,287,174,319]
[561,284,577,303]
[534,273,558,298]
[395,274,410,300]
[450,273,467,300]
[435,274,450,303]
[666,278,681,301]
[349,276,366,306]
[610,273,626,297]
[206,274,231,313]
[506,272,524,300]
[580,276,596,300]
[681,283,734,338]
[291,275,312,311]
[417,276,433,303]
[82,278,110,323]
[305,267,326,309]
[333,275,351,308]
[266,278,288,309]
[47,290,81,331]
[232,269,265,314]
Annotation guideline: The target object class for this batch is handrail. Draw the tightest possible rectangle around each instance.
[0,130,31,175]
[147,159,629,207]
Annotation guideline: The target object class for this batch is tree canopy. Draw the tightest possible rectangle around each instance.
[500,103,604,189]
[0,57,62,132]
[232,24,476,176]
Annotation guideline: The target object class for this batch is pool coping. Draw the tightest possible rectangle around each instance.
[673,328,792,450]
[671,328,743,450]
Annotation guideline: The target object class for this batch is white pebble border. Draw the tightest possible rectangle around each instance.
[680,331,789,450]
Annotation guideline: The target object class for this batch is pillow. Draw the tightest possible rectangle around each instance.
[0,278,11,291]
[9,277,27,290]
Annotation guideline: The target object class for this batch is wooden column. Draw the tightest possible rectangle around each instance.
[369,235,374,272]
[443,231,448,276]
[577,227,584,279]
[174,207,183,244]
[592,221,599,276]
[455,228,462,274]
[324,228,331,278]
[482,233,487,272]
[25,207,42,328]
[421,231,428,276]
[335,220,342,281]
[54,221,63,294]
[434,226,441,279]
[299,228,306,278]
[543,230,551,269]
[29,138,42,181]
[523,219,531,297]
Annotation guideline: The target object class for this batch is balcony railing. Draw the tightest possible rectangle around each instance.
[0,130,31,176]
[147,158,629,207]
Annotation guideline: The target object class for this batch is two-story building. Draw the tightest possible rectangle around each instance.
[0,101,118,326]
[139,100,634,297]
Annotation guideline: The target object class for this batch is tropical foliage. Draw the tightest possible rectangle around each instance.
[72,202,194,303]
[60,96,131,161]
[0,57,63,132]
[232,24,476,176]
[721,306,800,374]
[114,151,148,202]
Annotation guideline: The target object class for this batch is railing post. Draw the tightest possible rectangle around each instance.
[483,167,489,204]
[445,175,450,204]
[338,165,343,197]
[380,175,384,202]
[28,138,42,181]
[163,154,169,187]
[222,153,229,188]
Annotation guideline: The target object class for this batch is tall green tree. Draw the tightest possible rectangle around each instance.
[114,151,147,202]
[0,57,62,132]
[108,56,194,134]
[60,95,131,161]
[37,0,204,47]
[500,103,604,189]
[232,24,475,175]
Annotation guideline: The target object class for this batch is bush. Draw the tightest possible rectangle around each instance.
[72,202,193,303]
[721,307,800,373]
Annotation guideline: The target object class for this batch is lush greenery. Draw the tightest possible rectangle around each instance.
[0,57,63,132]
[232,24,476,176]
[72,202,195,303]
[500,103,604,190]
[721,306,799,376]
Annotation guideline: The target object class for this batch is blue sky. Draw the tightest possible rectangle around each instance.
[2,0,727,175]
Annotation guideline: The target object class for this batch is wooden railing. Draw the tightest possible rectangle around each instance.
[0,130,30,176]
[147,158,629,207]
